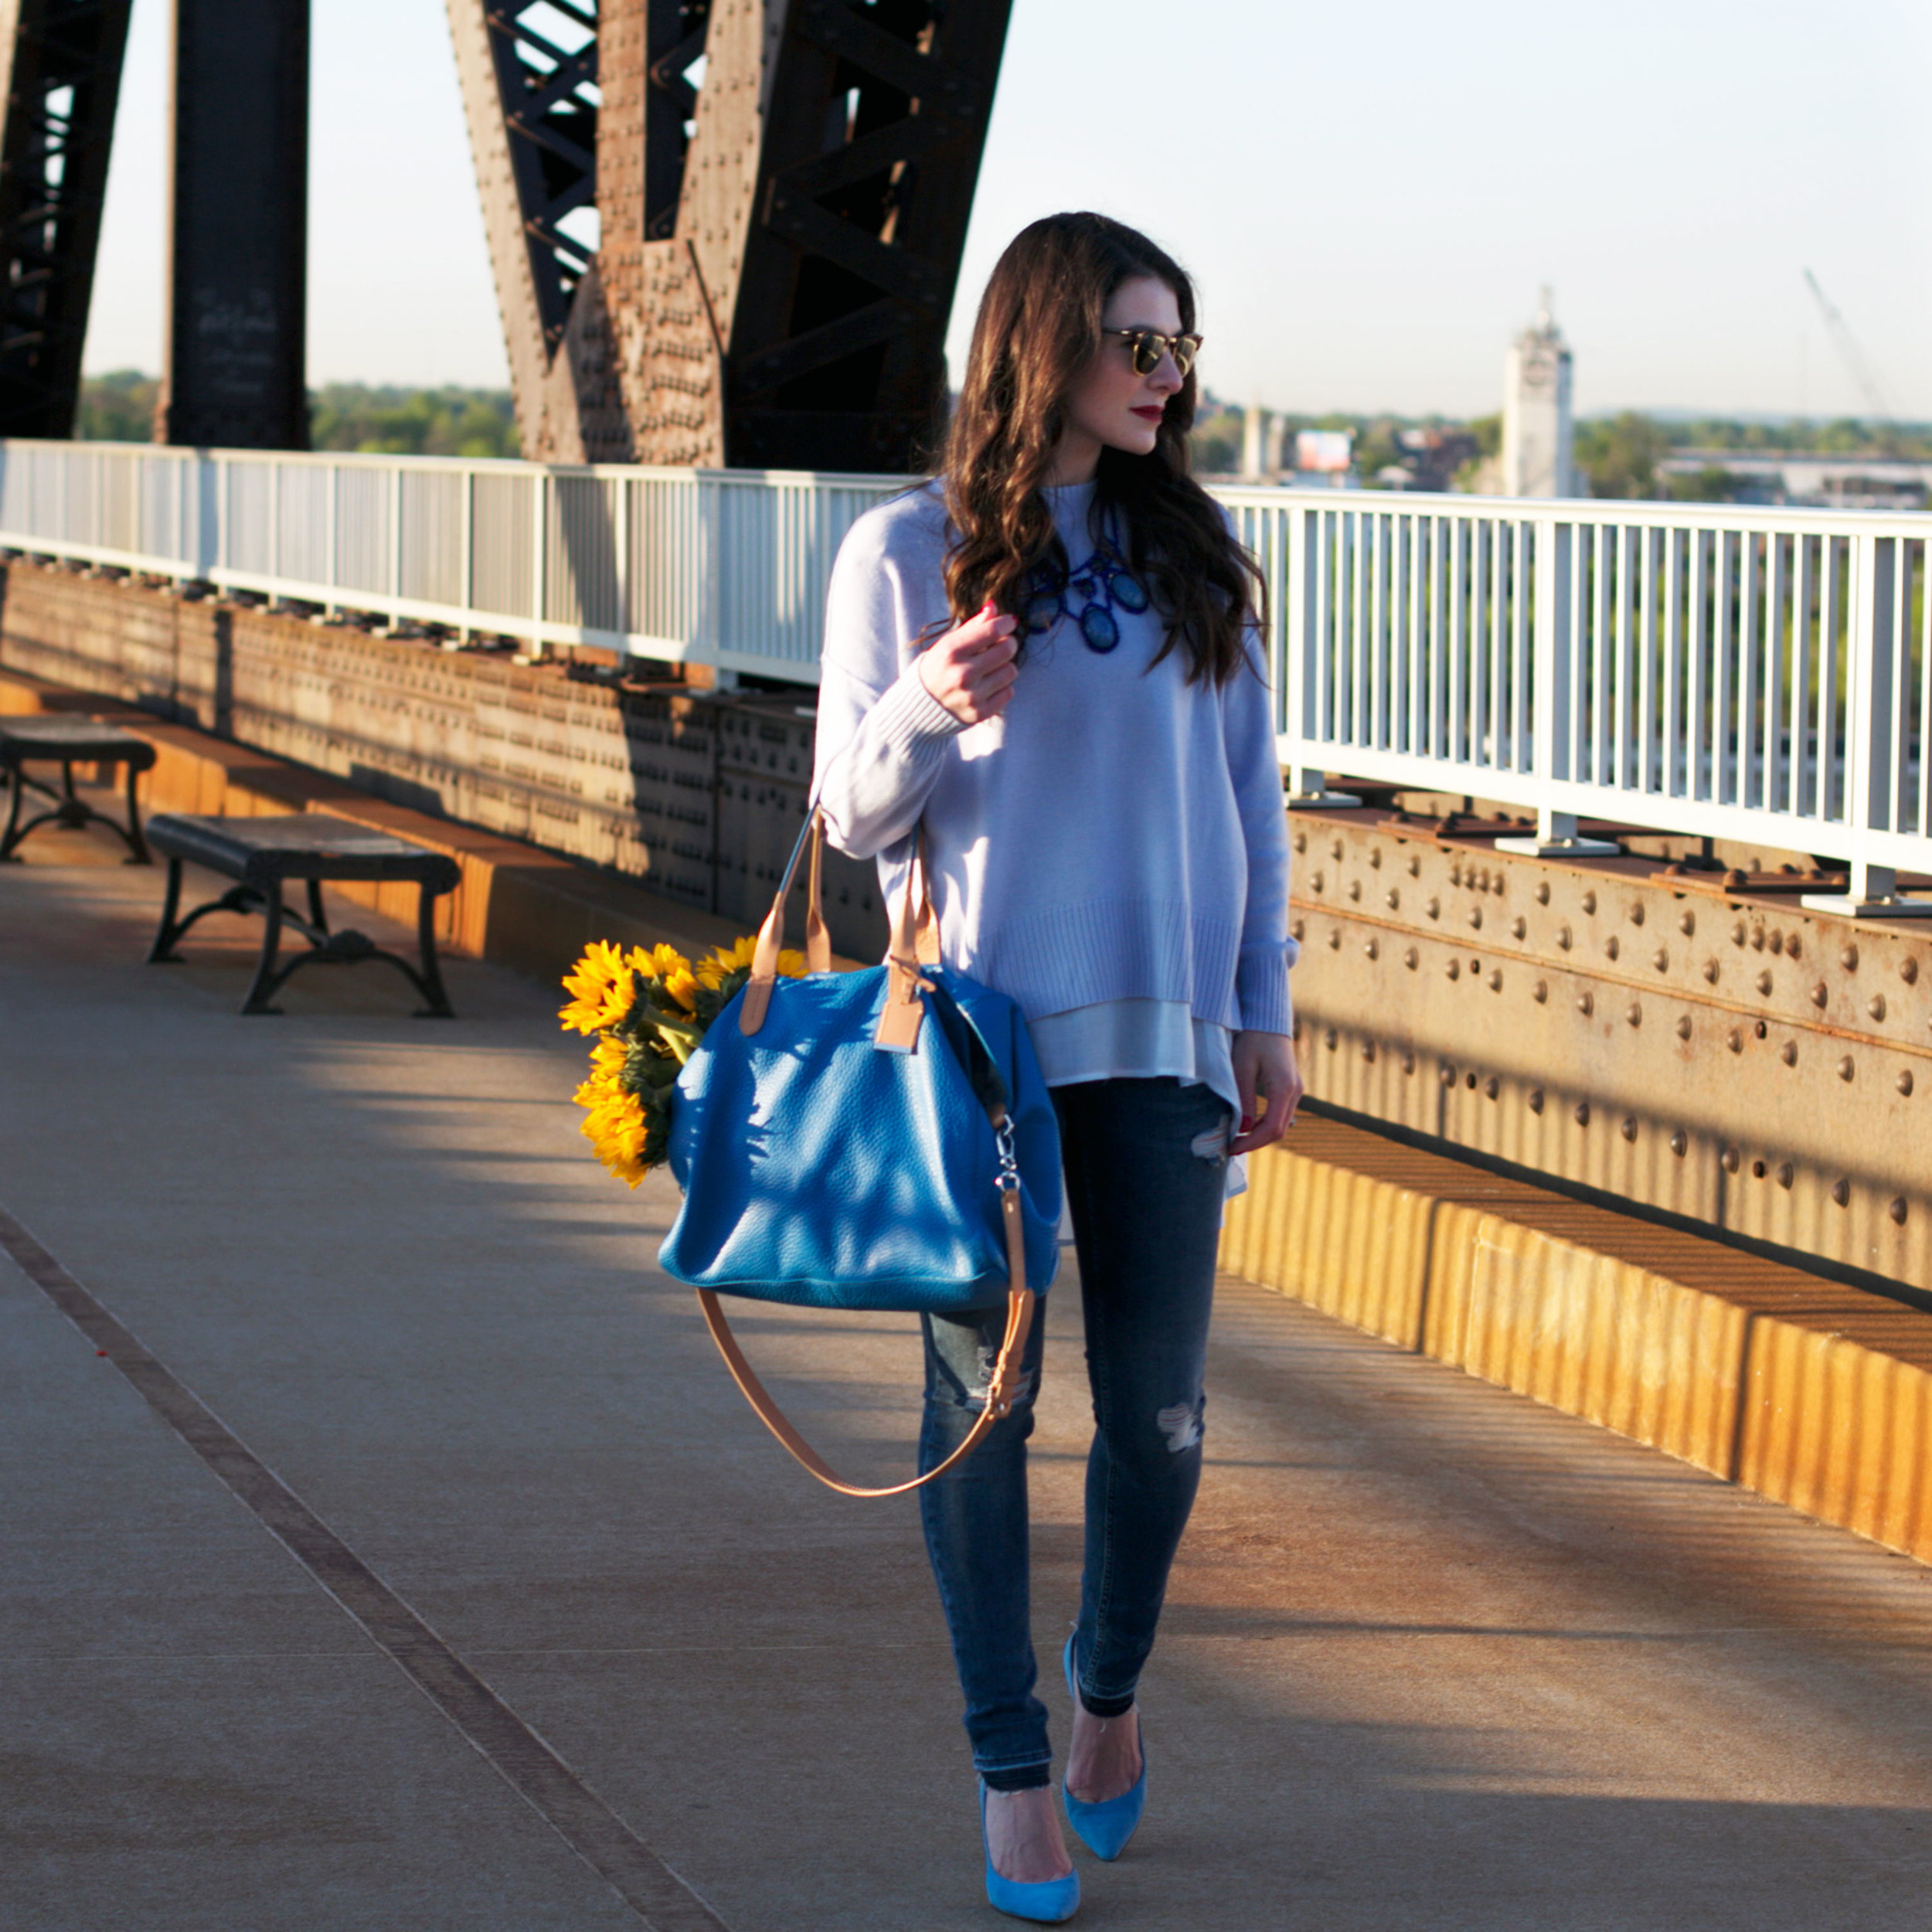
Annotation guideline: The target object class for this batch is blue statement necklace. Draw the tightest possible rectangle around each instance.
[1019,512,1149,654]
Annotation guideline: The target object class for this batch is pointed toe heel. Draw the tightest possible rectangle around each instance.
[1061,1632,1147,1862]
[980,1782,1081,1923]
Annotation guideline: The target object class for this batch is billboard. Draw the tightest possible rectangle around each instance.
[1295,430,1353,474]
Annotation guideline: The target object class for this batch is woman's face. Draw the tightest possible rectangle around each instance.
[1058,274,1188,464]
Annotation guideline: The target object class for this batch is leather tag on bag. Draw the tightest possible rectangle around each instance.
[874,986,924,1053]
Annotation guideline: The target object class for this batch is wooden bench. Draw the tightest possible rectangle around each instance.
[0,715,157,862]
[145,813,462,1017]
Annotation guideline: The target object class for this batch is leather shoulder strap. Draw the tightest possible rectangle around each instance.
[696,1168,1034,1498]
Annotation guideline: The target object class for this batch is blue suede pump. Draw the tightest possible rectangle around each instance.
[1060,1632,1147,1861]
[979,1782,1080,1923]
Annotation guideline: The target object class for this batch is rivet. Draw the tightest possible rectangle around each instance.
[1869,995,1886,1022]
[1781,1041,1798,1066]
[1604,934,1621,961]
[1291,918,1306,941]
[1348,879,1362,901]
[1577,992,1594,1016]
[1328,928,1341,950]
[1756,970,1773,995]
[1557,923,1573,950]
[1465,1071,1478,1090]
[1574,1101,1591,1126]
[1646,948,1664,973]
[1751,1158,1767,1179]
[1621,1117,1638,1141]
[1533,980,1549,1003]
[1899,1071,1915,1097]
[1369,849,1383,869]
[1446,960,1461,980]
[1770,930,1784,956]
[1777,1163,1794,1189]
[1528,1088,1545,1113]
[1679,911,1696,936]
[1721,1146,1740,1172]
[1426,897,1440,919]
[1581,890,1597,914]
[1754,1019,1769,1039]
[1809,981,1828,1008]
[1890,1197,1909,1226]
[1311,870,1325,892]
[1485,1076,1500,1099]
[1488,970,1503,992]
[1492,875,1505,897]
[1628,902,1645,926]
[1627,1002,1642,1027]
[1831,1179,1850,1207]
[1751,927,1767,951]
[1675,1015,1692,1040]
[1468,906,1483,930]
[1536,882,1551,904]
[1405,947,1419,970]
[1325,1028,1338,1050]
[1402,1051,1417,1073]
[1670,1130,1688,1156]
[1362,1039,1377,1063]
[1440,1063,1458,1087]
[1293,831,1308,853]
[1787,935,1802,962]
[1703,959,1720,984]
[1727,1029,1743,1053]
[1511,917,1526,940]
[1732,921,1747,947]
[1386,888,1401,910]
[1841,944,1859,971]
[1450,861,1464,886]
[1331,838,1344,860]
[1902,957,1920,985]
[1838,1056,1855,1081]
[1408,855,1421,876]
[1365,937,1379,961]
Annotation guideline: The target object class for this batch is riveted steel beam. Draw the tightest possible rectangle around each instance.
[155,0,309,449]
[0,0,133,436]
[1287,810,1932,1296]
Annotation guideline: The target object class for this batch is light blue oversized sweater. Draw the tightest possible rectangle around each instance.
[810,479,1297,1036]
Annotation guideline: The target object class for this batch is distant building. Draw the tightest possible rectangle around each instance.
[1502,291,1577,498]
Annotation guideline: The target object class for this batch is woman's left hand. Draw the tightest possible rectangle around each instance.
[1228,1030,1303,1155]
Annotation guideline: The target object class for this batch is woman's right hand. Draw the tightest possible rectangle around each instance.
[918,599,1019,726]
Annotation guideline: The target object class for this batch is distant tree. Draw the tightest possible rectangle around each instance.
[1667,465,1739,503]
[1575,411,1672,498]
[77,369,158,441]
[308,384,519,458]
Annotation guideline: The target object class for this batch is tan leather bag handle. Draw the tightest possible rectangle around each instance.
[710,805,1025,1496]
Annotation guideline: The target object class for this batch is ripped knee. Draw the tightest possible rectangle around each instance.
[1154,1396,1204,1454]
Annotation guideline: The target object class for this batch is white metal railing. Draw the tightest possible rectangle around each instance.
[2,440,1927,906]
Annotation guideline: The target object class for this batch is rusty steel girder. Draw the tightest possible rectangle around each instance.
[449,0,1010,469]
[0,0,133,436]
[1287,811,1932,1297]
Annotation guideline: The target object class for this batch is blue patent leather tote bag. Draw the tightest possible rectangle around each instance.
[659,808,1060,1496]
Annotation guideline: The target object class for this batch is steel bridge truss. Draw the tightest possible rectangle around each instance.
[0,0,131,437]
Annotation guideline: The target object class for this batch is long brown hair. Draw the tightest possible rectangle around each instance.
[939,212,1263,687]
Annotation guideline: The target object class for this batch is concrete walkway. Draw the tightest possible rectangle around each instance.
[5,813,1932,1932]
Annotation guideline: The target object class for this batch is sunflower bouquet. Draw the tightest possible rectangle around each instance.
[560,934,807,1186]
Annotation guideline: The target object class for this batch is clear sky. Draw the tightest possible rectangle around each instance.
[83,0,1931,421]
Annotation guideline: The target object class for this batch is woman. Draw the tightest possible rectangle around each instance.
[811,211,1299,1923]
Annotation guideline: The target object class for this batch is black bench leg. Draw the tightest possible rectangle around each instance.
[241,879,287,1015]
[148,858,187,961]
[0,764,22,860]
[121,760,150,865]
[413,882,455,1018]
[305,879,328,933]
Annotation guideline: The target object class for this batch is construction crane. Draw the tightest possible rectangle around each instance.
[1802,268,1900,454]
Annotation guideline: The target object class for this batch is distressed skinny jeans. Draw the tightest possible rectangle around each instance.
[916,1075,1230,1791]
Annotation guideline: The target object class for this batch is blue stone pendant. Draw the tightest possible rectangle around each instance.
[1080,603,1121,652]
[1111,570,1149,614]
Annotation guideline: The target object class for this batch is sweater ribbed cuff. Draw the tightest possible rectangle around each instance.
[866,658,966,755]
[1236,947,1294,1036]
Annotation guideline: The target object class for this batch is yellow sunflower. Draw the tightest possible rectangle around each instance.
[698,933,808,987]
[574,1040,650,1186]
[559,939,647,1034]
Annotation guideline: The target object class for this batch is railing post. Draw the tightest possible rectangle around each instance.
[1284,502,1359,808]
[1498,513,1619,856]
[530,468,548,660]
[1804,531,1930,916]
[457,466,474,644]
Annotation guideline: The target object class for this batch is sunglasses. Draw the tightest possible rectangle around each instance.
[1104,328,1203,377]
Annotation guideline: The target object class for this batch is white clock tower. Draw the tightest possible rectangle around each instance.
[1502,290,1577,498]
